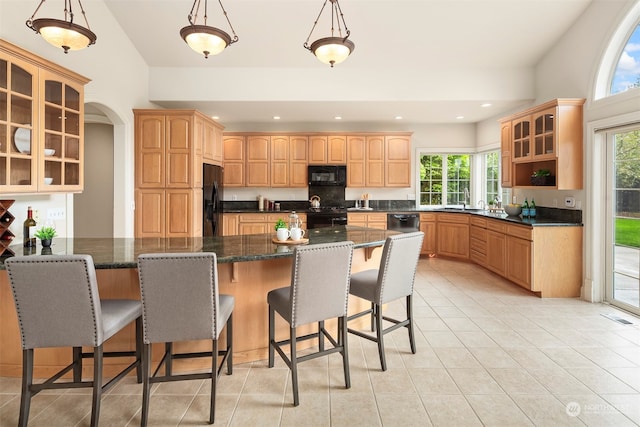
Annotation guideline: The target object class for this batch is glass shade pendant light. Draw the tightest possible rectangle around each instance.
[180,0,238,59]
[26,0,96,53]
[304,0,354,67]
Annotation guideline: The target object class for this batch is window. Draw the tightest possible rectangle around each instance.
[419,154,471,206]
[611,23,640,95]
[485,151,500,203]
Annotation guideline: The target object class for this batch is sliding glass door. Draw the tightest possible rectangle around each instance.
[606,126,640,313]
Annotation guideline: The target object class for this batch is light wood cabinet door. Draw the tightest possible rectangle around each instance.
[222,214,239,236]
[290,135,308,187]
[436,220,469,259]
[347,213,367,227]
[500,120,513,188]
[347,135,366,187]
[270,135,289,187]
[135,114,165,188]
[203,118,224,165]
[165,189,192,237]
[486,230,507,275]
[308,135,328,164]
[367,135,385,187]
[135,189,165,237]
[165,115,192,188]
[506,235,532,290]
[512,116,532,162]
[328,135,347,164]
[246,135,270,186]
[420,214,437,255]
[223,135,245,186]
[385,135,411,187]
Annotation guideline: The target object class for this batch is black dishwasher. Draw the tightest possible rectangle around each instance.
[387,213,420,232]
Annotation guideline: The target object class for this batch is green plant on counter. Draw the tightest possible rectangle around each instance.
[274,218,287,231]
[34,226,57,240]
[532,169,551,177]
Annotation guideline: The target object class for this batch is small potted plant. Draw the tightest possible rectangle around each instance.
[34,226,57,248]
[530,169,555,186]
[274,218,290,242]
[488,200,495,211]
[274,218,287,231]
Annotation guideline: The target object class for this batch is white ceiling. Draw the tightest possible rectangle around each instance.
[104,0,594,126]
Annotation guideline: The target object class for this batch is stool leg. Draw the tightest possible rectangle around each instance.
[340,316,351,389]
[407,295,416,354]
[268,305,275,368]
[370,302,376,332]
[375,305,387,371]
[318,320,325,352]
[141,343,151,427]
[210,339,218,424]
[165,342,173,376]
[136,317,143,383]
[226,314,233,375]
[73,347,82,382]
[18,349,33,427]
[290,327,299,406]
[90,345,103,427]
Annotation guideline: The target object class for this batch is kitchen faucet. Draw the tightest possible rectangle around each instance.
[463,188,470,210]
[478,200,486,210]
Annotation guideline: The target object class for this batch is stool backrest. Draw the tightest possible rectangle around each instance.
[137,252,220,344]
[289,241,354,327]
[377,231,424,304]
[5,255,103,349]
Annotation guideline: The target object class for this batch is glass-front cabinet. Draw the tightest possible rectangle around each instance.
[0,39,88,194]
[0,56,38,192]
[512,116,531,162]
[533,108,555,159]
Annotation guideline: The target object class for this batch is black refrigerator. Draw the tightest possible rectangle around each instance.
[203,164,224,237]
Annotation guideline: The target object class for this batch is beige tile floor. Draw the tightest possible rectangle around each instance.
[2,257,640,426]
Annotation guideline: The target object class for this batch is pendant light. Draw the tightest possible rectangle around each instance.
[26,0,96,54]
[180,0,238,59]
[304,0,354,68]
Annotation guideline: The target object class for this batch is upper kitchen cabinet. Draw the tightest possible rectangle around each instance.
[500,98,585,190]
[289,135,308,187]
[246,135,270,187]
[135,109,222,189]
[0,40,89,194]
[346,134,386,187]
[223,135,245,187]
[202,117,224,166]
[308,135,346,164]
[500,121,513,188]
[385,135,411,187]
[270,135,308,188]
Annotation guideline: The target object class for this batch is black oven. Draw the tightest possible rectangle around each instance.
[307,209,348,229]
[308,165,346,186]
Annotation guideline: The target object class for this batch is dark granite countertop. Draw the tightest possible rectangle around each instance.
[224,207,582,226]
[0,226,396,270]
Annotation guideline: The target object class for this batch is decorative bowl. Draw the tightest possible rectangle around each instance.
[504,204,522,216]
[44,148,55,156]
[44,177,53,185]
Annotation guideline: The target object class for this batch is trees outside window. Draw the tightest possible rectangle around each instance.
[419,154,471,207]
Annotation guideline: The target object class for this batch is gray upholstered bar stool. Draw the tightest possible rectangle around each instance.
[137,252,233,426]
[268,241,354,406]
[5,254,143,427]
[347,231,424,371]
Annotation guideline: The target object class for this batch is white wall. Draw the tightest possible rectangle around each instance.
[0,0,153,239]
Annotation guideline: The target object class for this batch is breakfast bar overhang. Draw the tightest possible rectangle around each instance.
[0,226,397,378]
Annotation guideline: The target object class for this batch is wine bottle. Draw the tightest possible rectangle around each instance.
[530,199,537,218]
[23,206,36,247]
[522,198,530,217]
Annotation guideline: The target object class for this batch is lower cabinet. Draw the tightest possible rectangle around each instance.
[135,189,200,237]
[436,214,469,259]
[347,212,387,229]
[469,216,487,263]
[223,213,306,236]
[506,234,532,289]
[420,213,437,255]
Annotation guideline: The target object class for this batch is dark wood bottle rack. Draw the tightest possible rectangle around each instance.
[0,200,16,257]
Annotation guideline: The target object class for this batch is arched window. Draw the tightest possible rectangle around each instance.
[611,24,640,94]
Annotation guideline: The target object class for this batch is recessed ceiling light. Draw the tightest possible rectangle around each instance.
[211,115,220,120]
[395,116,403,120]
[481,103,492,108]
[456,116,464,120]
[334,116,342,120]
[273,116,281,120]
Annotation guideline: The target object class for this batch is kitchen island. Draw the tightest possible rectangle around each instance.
[0,226,396,378]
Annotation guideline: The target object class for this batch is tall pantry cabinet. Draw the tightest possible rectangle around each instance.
[134,109,224,238]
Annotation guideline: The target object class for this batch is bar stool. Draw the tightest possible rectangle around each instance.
[5,254,143,427]
[137,252,233,426]
[268,241,354,406]
[347,231,424,371]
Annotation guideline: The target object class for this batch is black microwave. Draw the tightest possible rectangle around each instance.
[308,165,347,186]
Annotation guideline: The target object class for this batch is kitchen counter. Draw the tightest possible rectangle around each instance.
[0,226,394,270]
[225,207,582,226]
[0,226,391,377]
